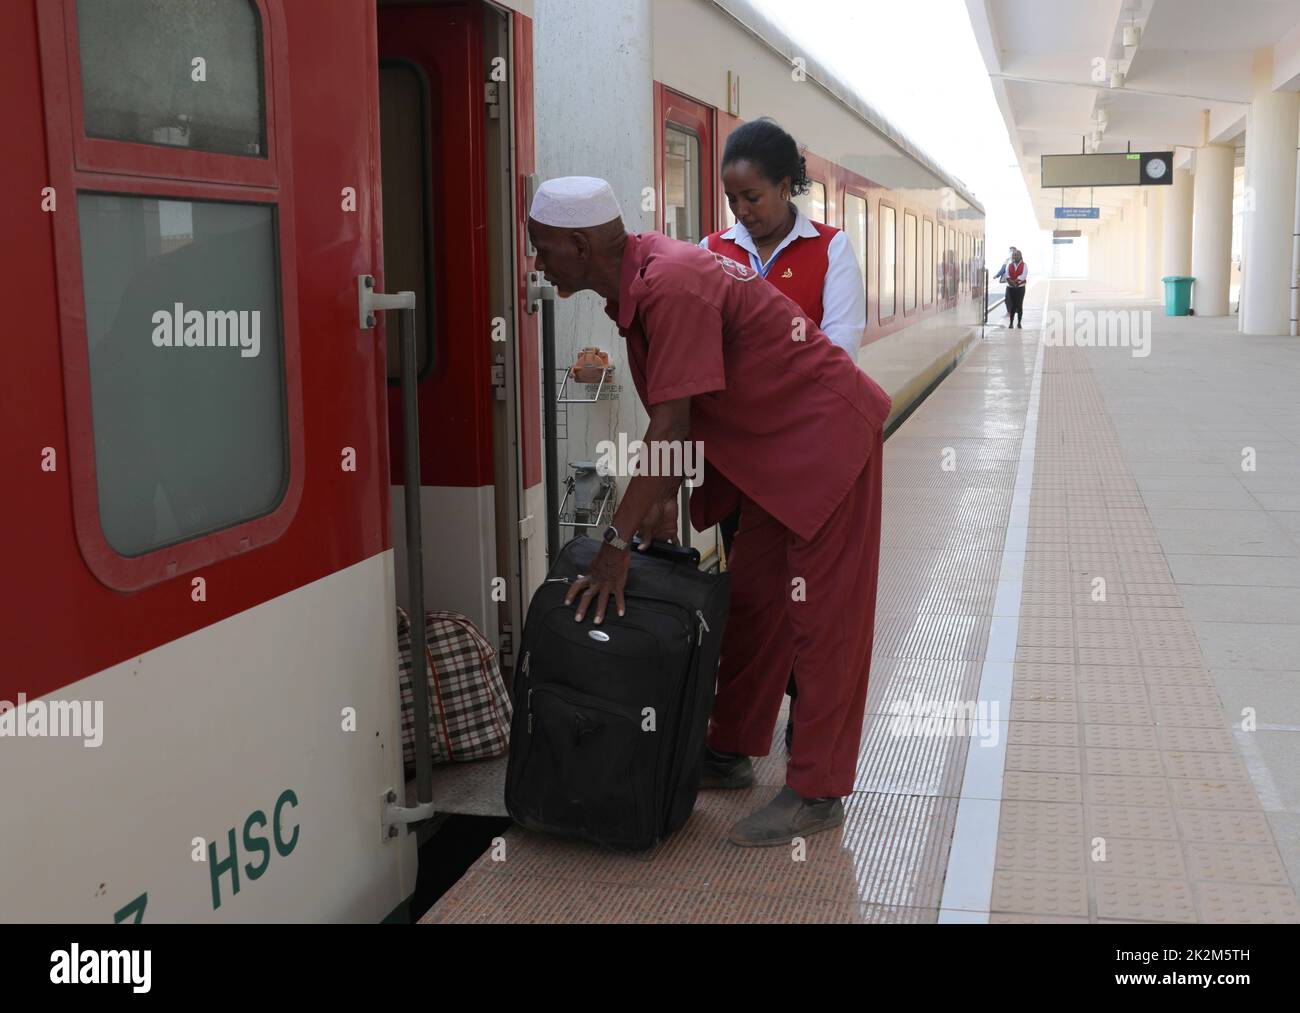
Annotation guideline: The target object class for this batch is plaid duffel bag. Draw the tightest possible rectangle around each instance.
[397,608,513,768]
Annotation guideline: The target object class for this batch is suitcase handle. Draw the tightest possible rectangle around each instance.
[630,536,700,567]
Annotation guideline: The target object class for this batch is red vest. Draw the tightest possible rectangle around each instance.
[1006,259,1026,285]
[706,222,838,323]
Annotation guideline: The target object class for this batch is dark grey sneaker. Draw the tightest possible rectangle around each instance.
[727,786,844,847]
[699,746,754,789]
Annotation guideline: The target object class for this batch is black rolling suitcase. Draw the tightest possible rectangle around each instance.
[504,536,730,851]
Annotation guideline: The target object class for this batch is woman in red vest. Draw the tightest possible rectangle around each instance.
[1004,249,1027,327]
[699,117,867,755]
[701,118,865,358]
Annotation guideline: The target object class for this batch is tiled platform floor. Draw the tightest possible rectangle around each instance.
[986,288,1298,923]
[422,281,1300,923]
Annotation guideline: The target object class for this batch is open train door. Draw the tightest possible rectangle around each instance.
[375,0,541,809]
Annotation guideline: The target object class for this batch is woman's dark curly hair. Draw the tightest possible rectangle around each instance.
[721,117,811,197]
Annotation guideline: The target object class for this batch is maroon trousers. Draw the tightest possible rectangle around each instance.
[705,430,884,798]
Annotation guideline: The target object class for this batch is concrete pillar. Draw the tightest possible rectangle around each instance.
[1107,223,1117,287]
[1144,188,1164,299]
[1102,223,1111,287]
[1192,144,1236,315]
[1120,204,1133,292]
[1241,51,1300,335]
[1123,199,1137,294]
[1163,167,1194,277]
[1134,199,1144,293]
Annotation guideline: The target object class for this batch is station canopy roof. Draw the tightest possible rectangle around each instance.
[965,0,1300,231]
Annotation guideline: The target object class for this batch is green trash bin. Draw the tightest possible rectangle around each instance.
[1162,276,1194,316]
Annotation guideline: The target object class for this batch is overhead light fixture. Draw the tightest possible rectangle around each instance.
[1097,110,1109,130]
[1110,70,1126,89]
[1123,24,1142,48]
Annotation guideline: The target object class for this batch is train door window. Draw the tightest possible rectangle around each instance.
[379,59,435,380]
[922,219,934,307]
[796,180,827,224]
[664,124,702,242]
[879,202,896,321]
[76,0,266,157]
[38,0,303,589]
[78,194,286,556]
[903,211,917,313]
[843,192,867,305]
[658,88,715,243]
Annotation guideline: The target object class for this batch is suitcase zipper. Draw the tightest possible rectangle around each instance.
[521,651,533,732]
[695,610,709,645]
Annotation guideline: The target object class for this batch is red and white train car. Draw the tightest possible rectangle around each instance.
[2,0,541,923]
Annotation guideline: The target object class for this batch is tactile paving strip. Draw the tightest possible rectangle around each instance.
[989,334,1300,924]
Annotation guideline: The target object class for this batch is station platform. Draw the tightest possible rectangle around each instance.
[421,280,1300,923]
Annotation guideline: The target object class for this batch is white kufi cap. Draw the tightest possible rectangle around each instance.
[529,176,622,228]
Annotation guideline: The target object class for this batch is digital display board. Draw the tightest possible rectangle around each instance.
[1041,152,1174,187]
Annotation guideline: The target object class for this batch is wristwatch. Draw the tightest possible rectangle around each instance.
[601,525,629,551]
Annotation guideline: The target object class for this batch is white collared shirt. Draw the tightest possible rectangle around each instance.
[699,210,866,359]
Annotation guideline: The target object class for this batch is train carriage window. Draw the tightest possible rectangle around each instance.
[951,231,961,302]
[904,212,917,312]
[937,224,946,300]
[78,192,287,557]
[843,192,867,305]
[796,180,827,224]
[38,0,304,589]
[379,60,435,380]
[879,203,896,320]
[922,219,934,307]
[77,0,267,157]
[665,125,702,243]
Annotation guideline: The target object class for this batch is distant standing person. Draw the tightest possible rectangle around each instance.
[1005,248,1027,327]
[993,246,1014,283]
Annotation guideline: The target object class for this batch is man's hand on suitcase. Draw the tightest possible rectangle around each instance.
[566,544,630,624]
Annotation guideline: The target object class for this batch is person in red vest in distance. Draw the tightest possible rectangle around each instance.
[701,117,868,754]
[527,175,890,846]
[1004,248,1027,328]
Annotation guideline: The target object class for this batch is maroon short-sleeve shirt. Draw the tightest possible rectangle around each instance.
[605,231,892,542]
